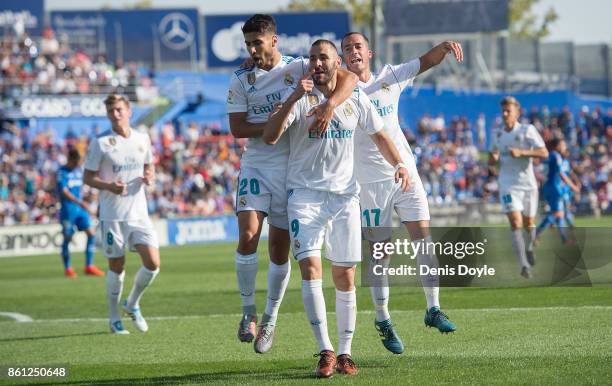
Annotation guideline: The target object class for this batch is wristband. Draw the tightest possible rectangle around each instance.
[394,162,406,172]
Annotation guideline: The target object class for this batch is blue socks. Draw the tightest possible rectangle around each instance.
[536,214,554,236]
[85,235,96,266]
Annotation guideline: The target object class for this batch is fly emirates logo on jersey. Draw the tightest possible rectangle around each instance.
[250,91,283,116]
[308,119,354,139]
[111,156,144,174]
[370,99,394,117]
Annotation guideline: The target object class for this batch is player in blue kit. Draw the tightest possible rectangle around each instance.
[57,148,104,278]
[536,138,579,246]
[561,155,578,228]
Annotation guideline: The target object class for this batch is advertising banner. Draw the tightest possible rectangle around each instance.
[50,8,200,65]
[205,12,350,68]
[0,0,44,36]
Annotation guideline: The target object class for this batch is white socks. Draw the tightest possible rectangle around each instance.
[417,237,440,309]
[336,289,356,356]
[126,266,159,309]
[525,226,537,251]
[370,286,390,322]
[302,279,357,356]
[302,279,333,352]
[263,261,291,326]
[236,252,258,315]
[107,270,125,321]
[511,229,529,268]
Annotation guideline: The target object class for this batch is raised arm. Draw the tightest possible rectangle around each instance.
[418,40,463,75]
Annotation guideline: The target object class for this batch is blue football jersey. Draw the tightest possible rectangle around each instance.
[544,151,564,195]
[57,165,83,217]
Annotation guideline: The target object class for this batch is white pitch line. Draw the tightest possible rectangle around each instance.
[3,305,611,324]
[0,312,34,322]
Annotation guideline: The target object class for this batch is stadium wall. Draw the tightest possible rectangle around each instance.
[0,217,270,257]
[0,207,505,257]
[0,219,168,258]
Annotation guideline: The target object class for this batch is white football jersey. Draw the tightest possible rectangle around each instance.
[84,128,153,221]
[284,87,384,195]
[227,56,307,170]
[493,122,545,191]
[355,59,420,184]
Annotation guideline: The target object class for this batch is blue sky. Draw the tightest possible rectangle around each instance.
[45,0,611,44]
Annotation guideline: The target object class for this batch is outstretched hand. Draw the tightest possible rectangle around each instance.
[442,40,464,62]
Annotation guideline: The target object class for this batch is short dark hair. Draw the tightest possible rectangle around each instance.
[68,148,81,161]
[311,39,338,52]
[548,137,564,151]
[341,32,369,49]
[242,14,276,35]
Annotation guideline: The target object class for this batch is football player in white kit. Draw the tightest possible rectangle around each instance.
[489,96,547,278]
[340,32,463,353]
[262,40,409,378]
[227,14,358,352]
[84,94,160,334]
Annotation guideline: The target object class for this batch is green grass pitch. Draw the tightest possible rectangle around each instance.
[0,217,611,385]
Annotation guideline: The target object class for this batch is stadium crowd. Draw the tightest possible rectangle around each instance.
[1,104,610,226]
[1,28,141,99]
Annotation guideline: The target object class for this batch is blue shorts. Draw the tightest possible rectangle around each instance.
[544,190,564,213]
[60,210,92,237]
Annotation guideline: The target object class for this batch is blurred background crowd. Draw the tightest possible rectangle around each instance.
[1,28,610,226]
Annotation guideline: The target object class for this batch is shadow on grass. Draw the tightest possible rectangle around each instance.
[0,331,106,343]
[23,359,392,385]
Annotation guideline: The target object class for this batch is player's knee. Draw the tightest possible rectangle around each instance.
[238,228,260,251]
[108,259,125,273]
[299,261,321,280]
[333,275,355,292]
[268,237,290,262]
[509,219,523,230]
[332,265,356,291]
[147,262,160,271]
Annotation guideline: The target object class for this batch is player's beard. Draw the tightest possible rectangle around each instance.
[313,66,337,86]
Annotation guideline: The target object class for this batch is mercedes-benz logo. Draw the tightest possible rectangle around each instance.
[159,12,194,50]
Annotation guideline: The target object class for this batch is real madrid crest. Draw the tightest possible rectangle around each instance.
[247,72,256,85]
[381,82,391,93]
[227,90,234,104]
[284,72,294,86]
[109,137,116,146]
[294,239,301,249]
[308,94,320,106]
[239,197,247,207]
[343,103,354,117]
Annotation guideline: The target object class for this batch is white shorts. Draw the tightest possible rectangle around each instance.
[100,218,159,258]
[499,187,539,217]
[359,172,430,242]
[287,188,361,265]
[235,166,288,230]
